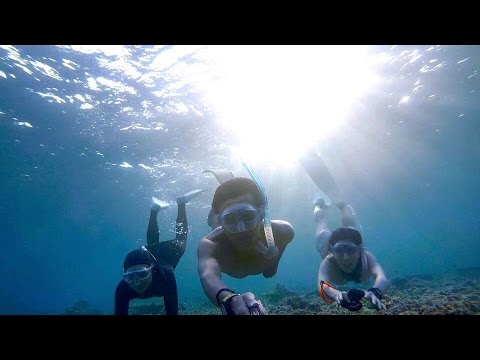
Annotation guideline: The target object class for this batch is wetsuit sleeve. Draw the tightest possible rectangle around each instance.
[115,280,131,315]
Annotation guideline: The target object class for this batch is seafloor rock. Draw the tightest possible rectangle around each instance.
[390,277,409,289]
[262,283,297,304]
[64,300,103,315]
[130,301,188,315]
[285,296,308,309]
[130,302,164,315]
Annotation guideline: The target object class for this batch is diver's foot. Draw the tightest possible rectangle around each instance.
[176,188,208,205]
[337,202,355,216]
[313,196,330,210]
[336,201,346,210]
[151,196,170,212]
[336,202,361,229]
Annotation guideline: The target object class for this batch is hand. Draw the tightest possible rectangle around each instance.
[227,294,251,315]
[332,290,348,306]
[365,290,386,311]
[241,292,267,315]
[335,289,365,312]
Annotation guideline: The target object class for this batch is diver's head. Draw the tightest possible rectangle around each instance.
[212,177,264,249]
[212,177,263,213]
[329,227,363,273]
[122,246,156,294]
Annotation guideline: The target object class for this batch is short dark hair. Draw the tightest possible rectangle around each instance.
[329,227,363,246]
[123,248,155,270]
[211,177,263,214]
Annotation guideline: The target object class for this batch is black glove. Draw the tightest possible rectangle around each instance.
[340,288,365,312]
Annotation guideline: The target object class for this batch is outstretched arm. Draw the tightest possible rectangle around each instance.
[317,258,365,311]
[162,267,179,315]
[317,257,343,304]
[114,281,131,315]
[197,237,228,306]
[197,234,253,315]
[367,251,390,293]
[364,251,390,310]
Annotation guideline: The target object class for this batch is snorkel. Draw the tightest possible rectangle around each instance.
[241,159,279,259]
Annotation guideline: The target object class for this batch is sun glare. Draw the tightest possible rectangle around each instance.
[199,46,381,167]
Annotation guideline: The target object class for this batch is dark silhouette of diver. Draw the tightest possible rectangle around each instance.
[114,189,207,315]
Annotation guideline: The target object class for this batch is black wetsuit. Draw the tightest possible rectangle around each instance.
[115,263,178,315]
[146,203,188,269]
[114,203,188,315]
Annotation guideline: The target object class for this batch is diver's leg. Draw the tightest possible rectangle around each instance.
[313,197,332,259]
[336,202,363,234]
[160,202,188,269]
[174,202,188,252]
[173,188,207,249]
[147,210,160,246]
[147,197,170,246]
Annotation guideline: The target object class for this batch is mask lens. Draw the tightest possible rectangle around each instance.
[241,210,258,223]
[123,265,153,283]
[222,212,239,227]
[124,273,135,282]
[220,206,260,233]
[332,244,359,256]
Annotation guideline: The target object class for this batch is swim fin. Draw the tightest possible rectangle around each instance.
[299,148,340,203]
[176,188,208,205]
[151,196,170,211]
[203,169,235,184]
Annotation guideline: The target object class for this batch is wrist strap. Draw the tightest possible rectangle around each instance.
[221,293,239,304]
[319,280,335,304]
[215,288,236,306]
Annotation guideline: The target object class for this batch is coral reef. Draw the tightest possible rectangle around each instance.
[129,301,188,315]
[116,268,480,315]
[263,283,297,304]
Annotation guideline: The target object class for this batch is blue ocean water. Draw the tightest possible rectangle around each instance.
[0,45,479,314]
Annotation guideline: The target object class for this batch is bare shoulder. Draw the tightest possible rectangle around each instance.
[321,254,346,284]
[319,255,336,275]
[323,253,336,266]
[203,226,224,243]
[271,220,295,242]
[198,227,223,257]
[365,250,378,262]
[365,250,382,268]
[322,254,341,271]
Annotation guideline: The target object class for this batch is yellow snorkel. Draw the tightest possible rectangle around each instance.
[241,159,279,259]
